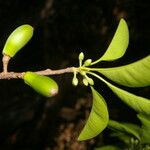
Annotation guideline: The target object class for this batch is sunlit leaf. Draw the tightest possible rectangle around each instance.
[105,81,150,115]
[137,114,150,144]
[108,120,141,140]
[94,145,121,150]
[78,87,109,141]
[92,19,129,65]
[98,55,150,87]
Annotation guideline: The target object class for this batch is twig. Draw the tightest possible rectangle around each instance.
[0,67,77,80]
[2,55,11,73]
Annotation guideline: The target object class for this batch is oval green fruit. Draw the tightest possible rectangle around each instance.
[23,72,58,97]
[3,24,33,57]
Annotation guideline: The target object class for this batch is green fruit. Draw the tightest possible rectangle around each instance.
[3,24,33,57]
[24,72,58,97]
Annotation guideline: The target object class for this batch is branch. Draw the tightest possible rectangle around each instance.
[0,67,77,80]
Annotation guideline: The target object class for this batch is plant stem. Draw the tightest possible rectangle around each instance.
[80,66,101,72]
[0,67,78,80]
[2,55,11,73]
[87,71,109,85]
[90,59,101,66]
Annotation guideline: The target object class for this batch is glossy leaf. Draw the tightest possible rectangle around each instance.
[92,19,129,64]
[98,55,150,87]
[3,24,33,57]
[94,145,121,150]
[108,120,141,140]
[78,87,109,141]
[137,114,150,144]
[105,81,150,115]
[88,72,150,116]
[24,72,58,97]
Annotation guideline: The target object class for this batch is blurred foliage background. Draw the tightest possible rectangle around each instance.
[0,0,150,149]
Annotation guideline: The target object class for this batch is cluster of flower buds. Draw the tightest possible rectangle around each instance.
[72,52,94,87]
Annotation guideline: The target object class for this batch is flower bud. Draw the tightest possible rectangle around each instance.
[83,78,88,86]
[79,52,84,61]
[3,24,33,57]
[72,77,78,86]
[24,72,58,97]
[83,59,92,66]
[87,77,94,85]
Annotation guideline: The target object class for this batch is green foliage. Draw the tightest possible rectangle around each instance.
[74,18,150,148]
[1,18,150,149]
[94,145,121,150]
[96,116,150,149]
[108,120,141,140]
[110,131,132,145]
[24,72,58,97]
[104,80,150,115]
[3,24,33,57]
[98,55,150,87]
[91,18,129,65]
[137,114,150,144]
[78,87,109,141]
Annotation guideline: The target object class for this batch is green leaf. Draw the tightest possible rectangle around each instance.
[106,81,150,115]
[87,72,150,116]
[98,55,150,87]
[137,114,150,144]
[78,87,109,141]
[108,120,141,140]
[110,131,132,145]
[94,145,121,150]
[92,19,129,65]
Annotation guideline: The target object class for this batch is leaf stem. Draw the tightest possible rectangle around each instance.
[90,58,102,66]
[86,71,109,85]
[79,66,105,73]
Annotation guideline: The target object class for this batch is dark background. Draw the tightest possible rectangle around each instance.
[0,0,150,149]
